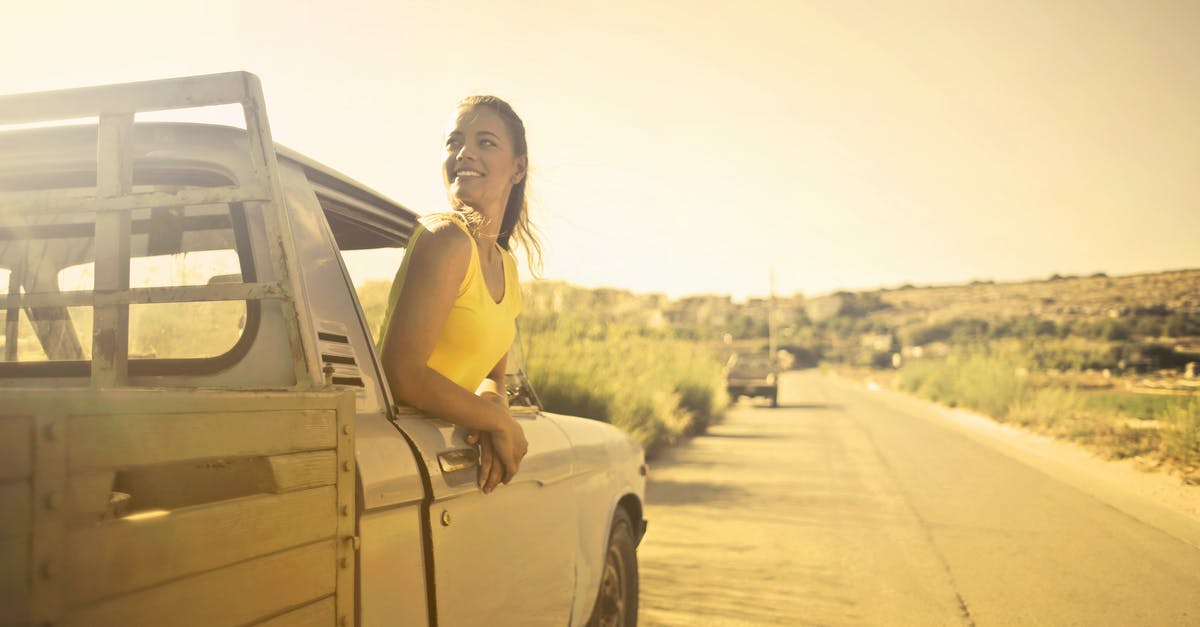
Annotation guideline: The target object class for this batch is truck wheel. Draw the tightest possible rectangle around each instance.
[769,389,778,408]
[587,508,639,627]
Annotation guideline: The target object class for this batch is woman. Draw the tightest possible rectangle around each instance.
[379,95,538,494]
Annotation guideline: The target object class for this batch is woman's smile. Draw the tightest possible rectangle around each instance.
[453,167,484,181]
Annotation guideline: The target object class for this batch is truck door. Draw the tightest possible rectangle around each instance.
[393,397,578,626]
[302,176,580,625]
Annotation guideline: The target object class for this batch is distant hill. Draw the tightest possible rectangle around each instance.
[801,269,1200,376]
[866,269,1199,329]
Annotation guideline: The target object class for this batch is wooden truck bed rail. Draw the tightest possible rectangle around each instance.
[0,388,356,627]
[0,72,315,388]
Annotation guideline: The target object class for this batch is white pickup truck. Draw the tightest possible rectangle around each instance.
[0,72,646,627]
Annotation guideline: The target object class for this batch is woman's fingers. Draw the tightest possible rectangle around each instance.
[503,424,529,483]
[476,433,494,489]
[491,422,523,485]
[483,455,504,493]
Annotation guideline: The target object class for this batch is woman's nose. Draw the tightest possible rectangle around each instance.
[455,144,473,161]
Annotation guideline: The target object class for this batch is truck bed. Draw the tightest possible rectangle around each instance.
[0,388,356,627]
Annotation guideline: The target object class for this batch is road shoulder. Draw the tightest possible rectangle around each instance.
[827,373,1200,550]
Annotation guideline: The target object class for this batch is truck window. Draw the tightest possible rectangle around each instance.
[0,191,257,375]
[59,246,246,360]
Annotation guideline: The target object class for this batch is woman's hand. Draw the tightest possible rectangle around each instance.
[490,415,528,483]
[467,392,528,491]
[470,431,507,494]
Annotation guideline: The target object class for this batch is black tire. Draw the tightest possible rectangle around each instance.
[769,389,778,408]
[587,507,639,627]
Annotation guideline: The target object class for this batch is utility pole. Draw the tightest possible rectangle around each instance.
[768,267,777,360]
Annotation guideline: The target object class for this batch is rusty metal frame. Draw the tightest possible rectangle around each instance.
[0,72,314,388]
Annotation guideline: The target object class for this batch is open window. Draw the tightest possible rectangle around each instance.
[321,201,544,411]
[320,197,408,342]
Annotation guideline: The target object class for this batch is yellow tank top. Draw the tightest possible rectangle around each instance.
[377,214,523,392]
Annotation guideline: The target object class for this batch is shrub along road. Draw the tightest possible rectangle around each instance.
[637,370,1200,626]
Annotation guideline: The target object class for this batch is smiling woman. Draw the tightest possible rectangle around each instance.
[377,95,540,494]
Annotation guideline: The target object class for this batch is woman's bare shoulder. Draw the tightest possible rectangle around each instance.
[409,217,472,275]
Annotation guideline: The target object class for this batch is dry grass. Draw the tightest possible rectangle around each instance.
[895,345,1200,483]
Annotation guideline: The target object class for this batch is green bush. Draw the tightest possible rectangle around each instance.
[520,313,728,456]
[1165,313,1200,337]
[1161,397,1200,469]
[901,318,989,346]
[898,345,1027,419]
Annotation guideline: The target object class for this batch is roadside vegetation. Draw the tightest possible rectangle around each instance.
[793,271,1200,483]
[520,313,727,456]
[355,280,730,457]
[895,343,1200,480]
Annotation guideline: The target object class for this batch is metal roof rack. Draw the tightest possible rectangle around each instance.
[0,72,313,387]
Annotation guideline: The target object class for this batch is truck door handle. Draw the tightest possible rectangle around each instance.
[438,448,479,473]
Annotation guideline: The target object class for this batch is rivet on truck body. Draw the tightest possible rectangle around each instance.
[44,492,61,510]
[343,424,352,435]
[43,421,60,442]
[341,505,350,517]
[342,461,352,472]
[441,510,452,526]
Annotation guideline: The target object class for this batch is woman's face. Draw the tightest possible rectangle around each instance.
[443,105,526,220]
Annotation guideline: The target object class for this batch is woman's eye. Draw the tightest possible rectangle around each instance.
[480,139,496,148]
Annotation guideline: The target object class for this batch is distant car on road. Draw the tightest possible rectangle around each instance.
[725,352,780,407]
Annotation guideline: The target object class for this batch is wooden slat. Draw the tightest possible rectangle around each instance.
[96,112,134,198]
[1,390,344,417]
[0,481,30,539]
[264,451,337,493]
[90,123,132,389]
[0,538,30,626]
[0,282,287,309]
[0,71,254,125]
[253,597,335,627]
[66,539,336,627]
[0,184,272,218]
[0,416,32,481]
[69,410,336,469]
[69,486,336,605]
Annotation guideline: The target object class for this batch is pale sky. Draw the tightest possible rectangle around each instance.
[3,0,1198,299]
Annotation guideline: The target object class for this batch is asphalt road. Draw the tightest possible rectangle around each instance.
[636,370,1200,626]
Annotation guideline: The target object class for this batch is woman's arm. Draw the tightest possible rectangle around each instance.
[476,352,508,407]
[472,353,514,492]
[379,224,527,478]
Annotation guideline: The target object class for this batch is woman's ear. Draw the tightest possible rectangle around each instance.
[512,155,528,184]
